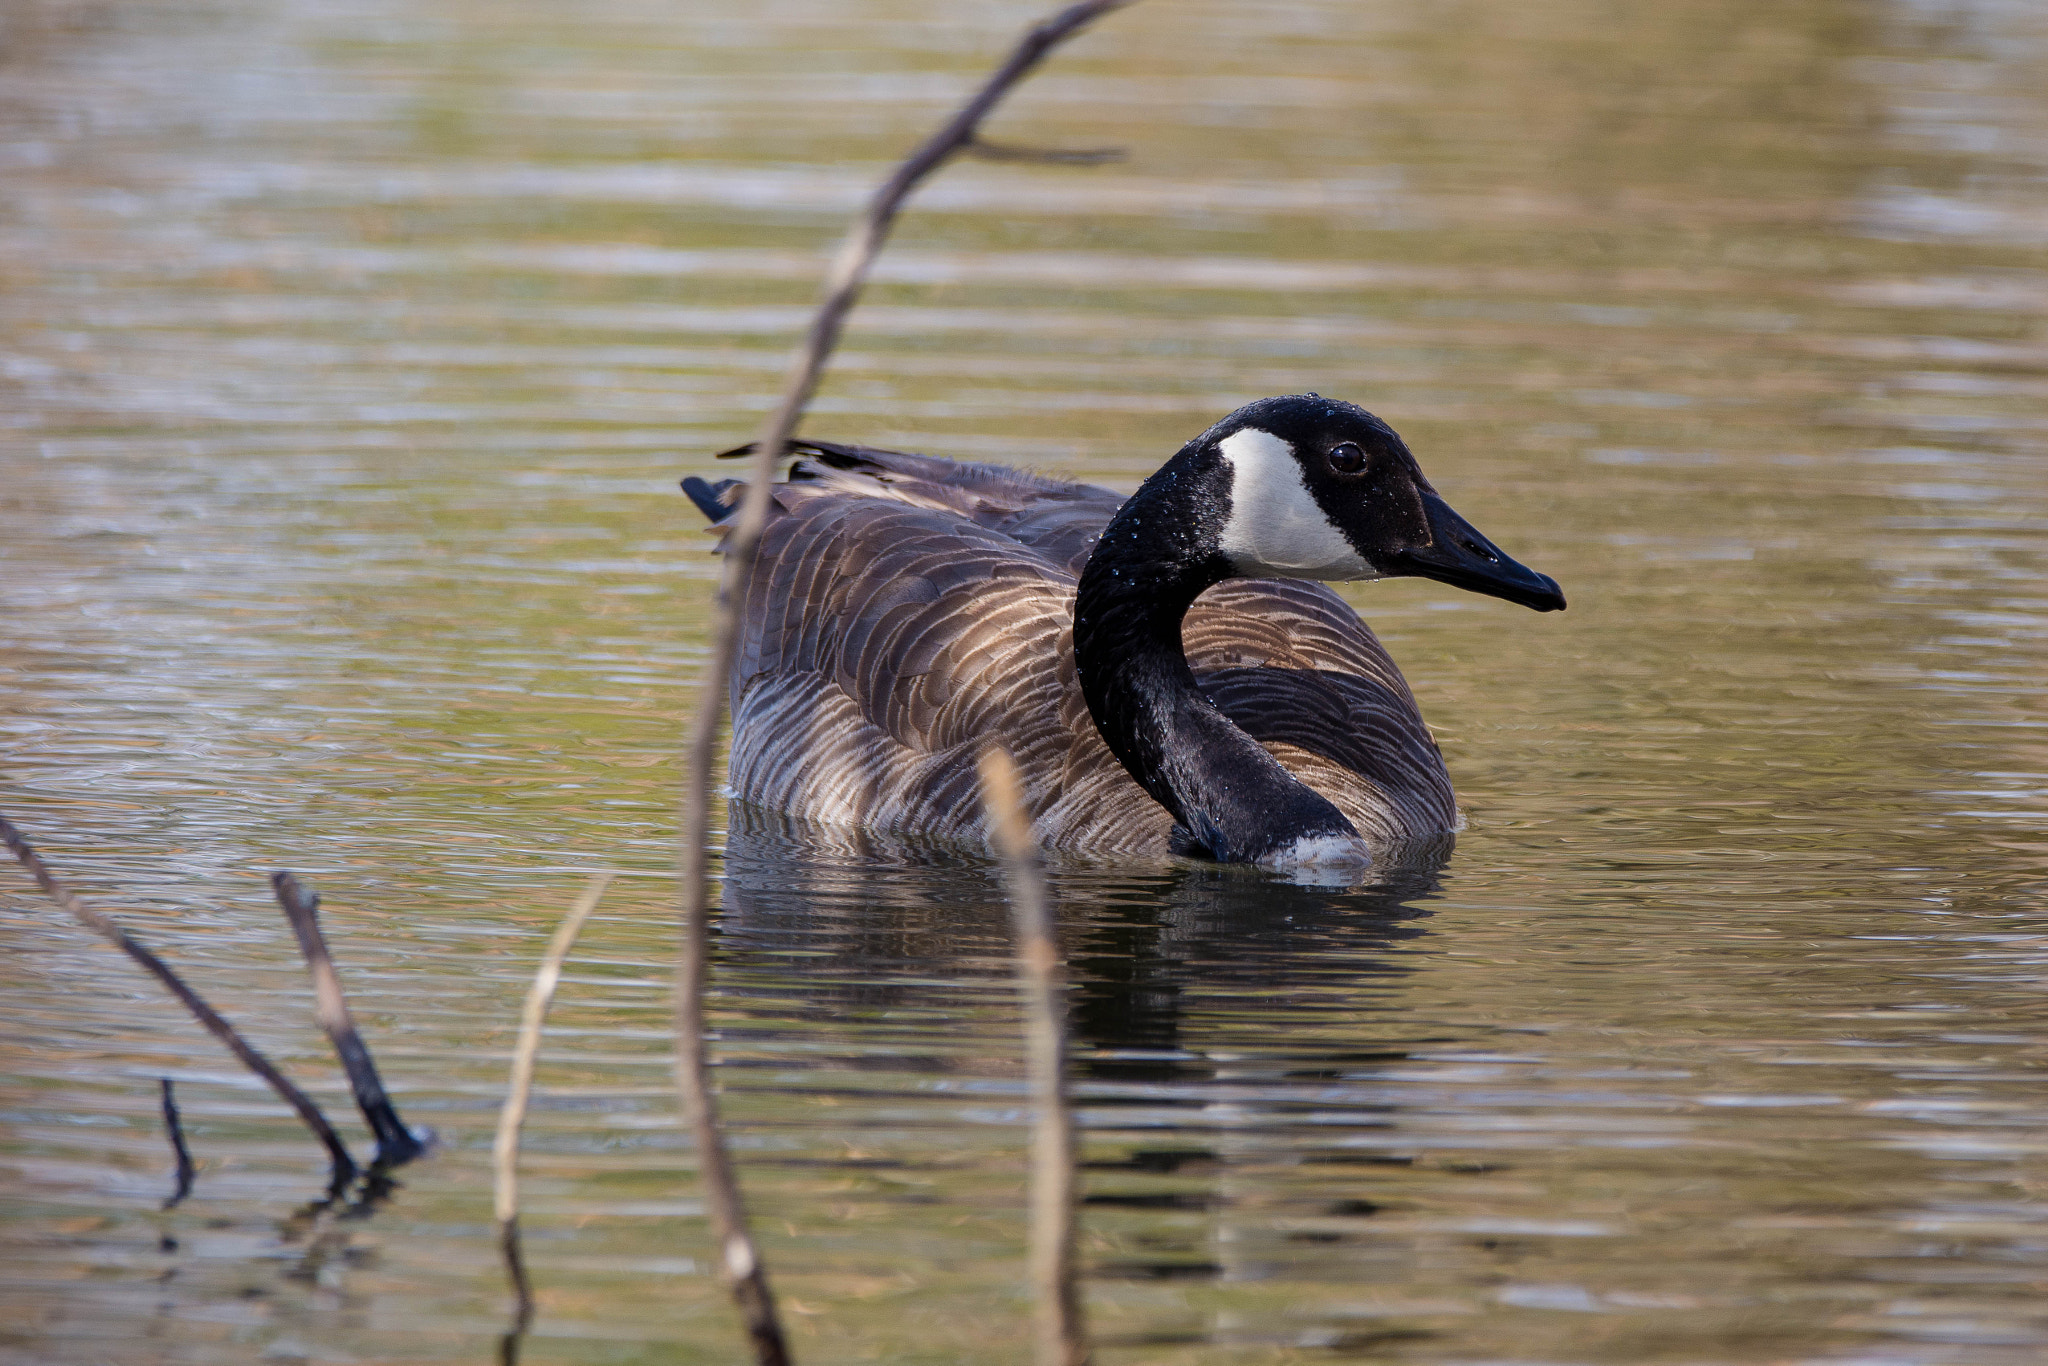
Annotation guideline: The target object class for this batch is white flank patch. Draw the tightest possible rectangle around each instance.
[1215,427,1378,580]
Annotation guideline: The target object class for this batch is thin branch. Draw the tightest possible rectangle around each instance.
[0,813,358,1191]
[979,748,1088,1366]
[675,4,1133,1362]
[160,1078,197,1210]
[965,137,1126,165]
[272,871,427,1168]
[494,871,615,1338]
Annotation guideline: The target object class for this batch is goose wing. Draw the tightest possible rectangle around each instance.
[728,438,1127,574]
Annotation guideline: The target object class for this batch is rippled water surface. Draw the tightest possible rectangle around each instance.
[4,0,2047,1361]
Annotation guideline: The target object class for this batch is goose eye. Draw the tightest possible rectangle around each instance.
[1327,441,1367,474]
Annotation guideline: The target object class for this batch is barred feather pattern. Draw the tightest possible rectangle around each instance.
[709,441,1458,857]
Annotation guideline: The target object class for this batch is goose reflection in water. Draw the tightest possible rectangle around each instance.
[713,802,1449,1297]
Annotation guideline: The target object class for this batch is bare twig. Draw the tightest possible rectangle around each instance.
[160,1077,197,1210]
[0,813,358,1191]
[493,871,615,1335]
[675,5,1132,1363]
[978,748,1088,1366]
[272,871,426,1168]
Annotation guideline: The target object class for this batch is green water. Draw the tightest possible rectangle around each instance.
[3,0,2045,1361]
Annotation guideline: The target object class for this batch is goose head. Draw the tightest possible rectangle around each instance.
[1074,394,1564,874]
[1196,394,1565,611]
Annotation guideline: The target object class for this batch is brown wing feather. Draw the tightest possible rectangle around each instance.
[712,445,1455,855]
[780,441,1124,574]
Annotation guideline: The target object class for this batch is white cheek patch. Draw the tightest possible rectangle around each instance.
[1215,427,1379,580]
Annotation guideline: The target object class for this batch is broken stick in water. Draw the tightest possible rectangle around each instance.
[979,748,1090,1366]
[272,870,428,1168]
[493,870,615,1339]
[0,813,358,1192]
[160,1077,197,1210]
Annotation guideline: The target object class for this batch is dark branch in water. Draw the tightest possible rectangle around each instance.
[674,5,1134,1363]
[979,749,1090,1366]
[497,1223,534,1366]
[0,813,358,1192]
[160,1078,197,1210]
[272,871,428,1168]
[965,136,1126,165]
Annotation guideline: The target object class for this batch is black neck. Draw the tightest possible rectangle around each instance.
[1071,450,1359,863]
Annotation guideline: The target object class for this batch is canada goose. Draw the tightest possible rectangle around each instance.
[684,394,1563,872]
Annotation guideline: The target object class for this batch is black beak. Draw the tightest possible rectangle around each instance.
[1392,492,1566,612]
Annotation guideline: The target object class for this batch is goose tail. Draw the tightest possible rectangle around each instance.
[682,476,743,523]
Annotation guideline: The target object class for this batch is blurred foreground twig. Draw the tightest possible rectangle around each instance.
[674,5,1134,1363]
[980,749,1089,1366]
[494,871,614,1337]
